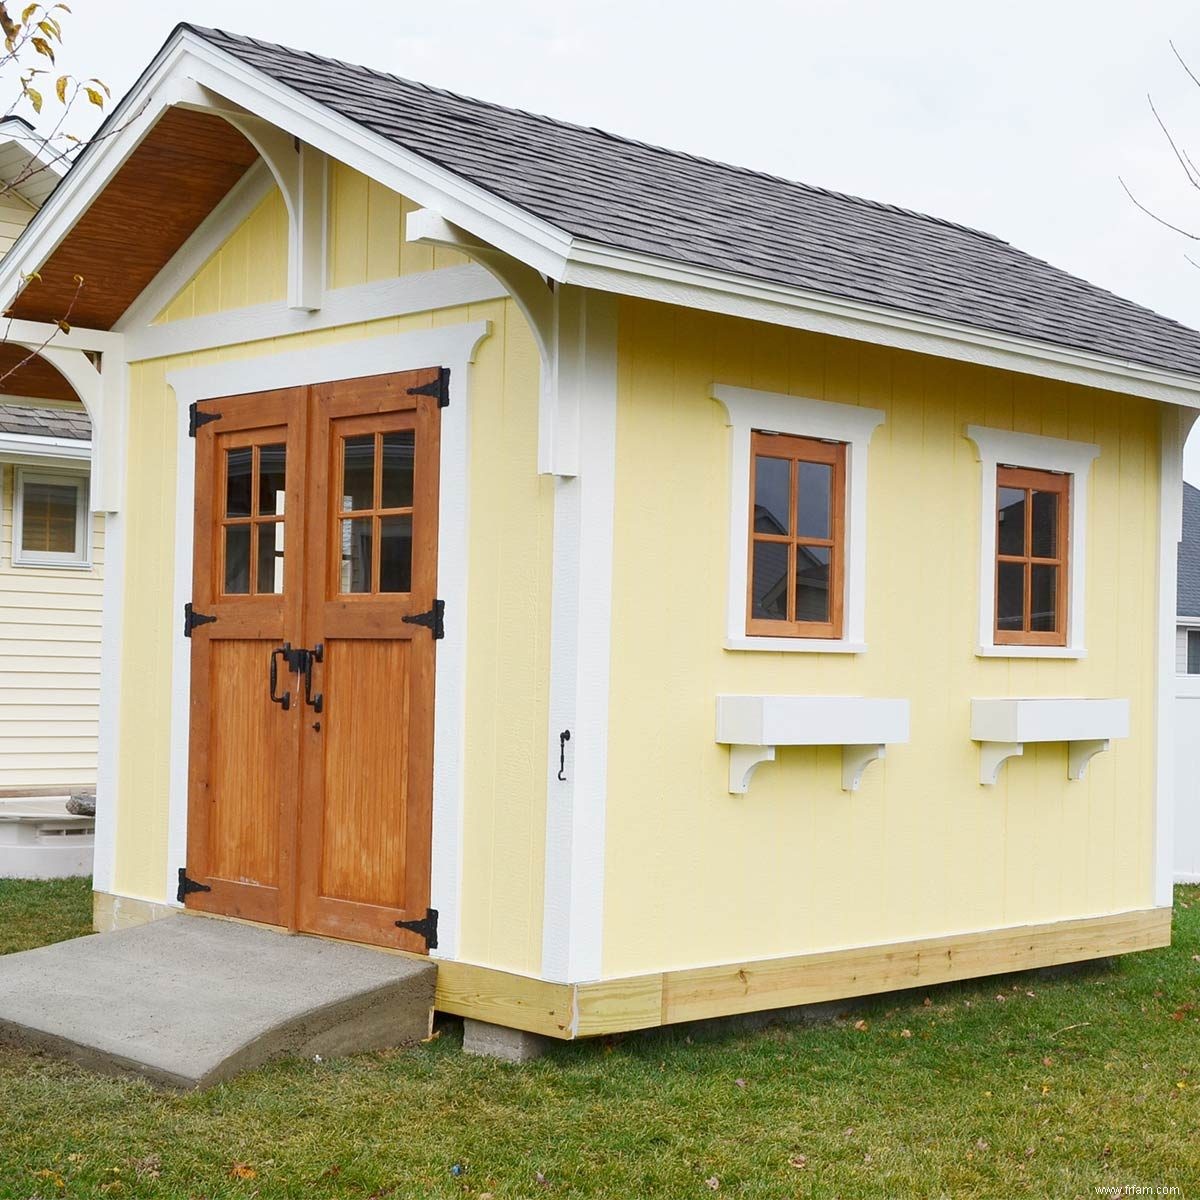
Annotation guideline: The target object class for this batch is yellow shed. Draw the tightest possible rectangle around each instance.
[3,23,1196,1044]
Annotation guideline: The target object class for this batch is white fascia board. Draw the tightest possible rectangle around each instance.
[0,432,90,462]
[563,242,1200,410]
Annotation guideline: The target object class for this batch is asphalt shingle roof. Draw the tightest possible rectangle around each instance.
[0,402,90,440]
[1181,482,1200,619]
[189,25,1200,380]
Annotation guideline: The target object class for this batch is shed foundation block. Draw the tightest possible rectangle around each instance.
[462,1018,552,1062]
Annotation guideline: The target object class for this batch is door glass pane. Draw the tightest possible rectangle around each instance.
[339,517,373,593]
[1030,563,1058,632]
[224,525,250,594]
[795,545,831,622]
[258,444,286,517]
[381,431,415,510]
[753,456,790,535]
[997,487,1025,556]
[225,447,252,518]
[20,480,77,554]
[751,540,789,620]
[256,522,284,595]
[996,561,1025,630]
[341,435,375,512]
[1031,490,1058,559]
[795,461,832,539]
[380,514,413,592]
[1189,630,1200,675]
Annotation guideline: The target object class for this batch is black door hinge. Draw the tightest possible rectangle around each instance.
[407,367,450,408]
[183,602,218,638]
[177,868,212,903]
[395,907,438,950]
[402,598,444,640]
[188,402,222,437]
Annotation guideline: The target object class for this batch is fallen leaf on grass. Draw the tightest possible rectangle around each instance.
[734,1078,746,1088]
[33,1168,66,1189]
[230,1163,258,1180]
[704,1176,720,1190]
[975,1139,989,1152]
[788,1154,807,1169]
[900,1029,912,1038]
[535,1171,550,1187]
[853,1019,869,1032]
[421,1029,441,1044]
[131,1154,161,1179]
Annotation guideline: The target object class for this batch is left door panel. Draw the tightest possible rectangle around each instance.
[185,388,307,927]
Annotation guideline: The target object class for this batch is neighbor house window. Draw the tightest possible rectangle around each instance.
[13,467,90,567]
[994,465,1069,646]
[747,431,845,639]
[1190,629,1200,675]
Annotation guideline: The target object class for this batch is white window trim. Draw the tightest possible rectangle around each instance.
[11,464,92,568]
[965,425,1099,660]
[712,384,885,653]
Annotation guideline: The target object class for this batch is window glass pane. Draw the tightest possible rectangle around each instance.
[224,525,250,594]
[1031,489,1058,559]
[381,431,415,510]
[21,479,78,554]
[1190,630,1200,675]
[257,444,286,517]
[997,487,1026,556]
[1030,564,1058,632]
[795,545,831,622]
[380,514,413,593]
[996,560,1025,630]
[753,455,791,535]
[751,540,789,621]
[225,447,252,518]
[795,461,832,539]
[341,435,375,512]
[256,522,284,595]
[339,517,373,593]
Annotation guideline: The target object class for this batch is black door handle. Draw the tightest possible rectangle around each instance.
[303,643,323,713]
[269,645,292,710]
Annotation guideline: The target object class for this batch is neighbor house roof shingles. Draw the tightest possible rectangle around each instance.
[188,24,1200,379]
[0,402,90,440]
[1180,482,1200,619]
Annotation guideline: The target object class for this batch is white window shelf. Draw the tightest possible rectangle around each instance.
[715,695,910,794]
[970,698,1130,785]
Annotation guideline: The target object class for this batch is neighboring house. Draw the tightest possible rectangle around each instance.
[1180,481,1200,674]
[1,24,1198,1044]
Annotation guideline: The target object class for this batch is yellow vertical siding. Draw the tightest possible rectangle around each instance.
[117,165,550,970]
[602,299,1161,978]
[0,461,104,790]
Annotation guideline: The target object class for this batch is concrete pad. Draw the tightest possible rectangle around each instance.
[0,915,436,1089]
[462,1017,552,1062]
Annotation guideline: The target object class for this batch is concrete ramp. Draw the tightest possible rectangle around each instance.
[0,915,436,1088]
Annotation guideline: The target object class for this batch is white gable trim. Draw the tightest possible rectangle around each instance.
[163,320,490,960]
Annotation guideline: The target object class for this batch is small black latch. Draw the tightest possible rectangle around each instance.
[395,907,438,950]
[407,367,450,408]
[177,868,212,903]
[188,402,222,437]
[403,599,445,640]
[183,602,217,638]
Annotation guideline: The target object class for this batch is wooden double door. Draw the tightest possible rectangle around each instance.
[183,370,442,953]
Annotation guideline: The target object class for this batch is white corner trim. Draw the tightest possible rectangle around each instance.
[162,323,491,954]
[965,424,1099,659]
[93,506,125,894]
[123,265,506,363]
[541,289,618,983]
[712,384,884,652]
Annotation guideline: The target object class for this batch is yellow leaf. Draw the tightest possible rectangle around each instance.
[21,3,36,21]
[88,77,110,97]
[56,318,70,333]
[23,85,42,113]
[230,1163,258,1180]
[54,73,66,103]
[32,35,54,61]
[84,86,104,108]
[38,17,61,39]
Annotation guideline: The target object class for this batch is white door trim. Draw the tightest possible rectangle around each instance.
[163,320,490,960]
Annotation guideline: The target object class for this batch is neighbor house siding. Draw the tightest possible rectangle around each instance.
[602,297,1161,978]
[0,189,35,257]
[114,167,552,974]
[0,463,103,789]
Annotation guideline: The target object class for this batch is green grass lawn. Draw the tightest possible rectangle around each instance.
[1,883,1199,1199]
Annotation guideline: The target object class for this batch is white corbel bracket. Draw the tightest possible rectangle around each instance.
[727,742,888,794]
[978,741,1024,786]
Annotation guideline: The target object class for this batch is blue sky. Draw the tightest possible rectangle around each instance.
[44,0,1200,480]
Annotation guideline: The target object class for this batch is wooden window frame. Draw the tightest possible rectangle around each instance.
[994,464,1070,647]
[11,464,91,569]
[746,431,846,639]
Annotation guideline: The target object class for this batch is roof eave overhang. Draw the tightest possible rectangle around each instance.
[7,25,1200,411]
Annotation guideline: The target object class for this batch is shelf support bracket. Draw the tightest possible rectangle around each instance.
[842,744,886,792]
[728,744,775,794]
[1068,738,1110,781]
[979,741,1024,786]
